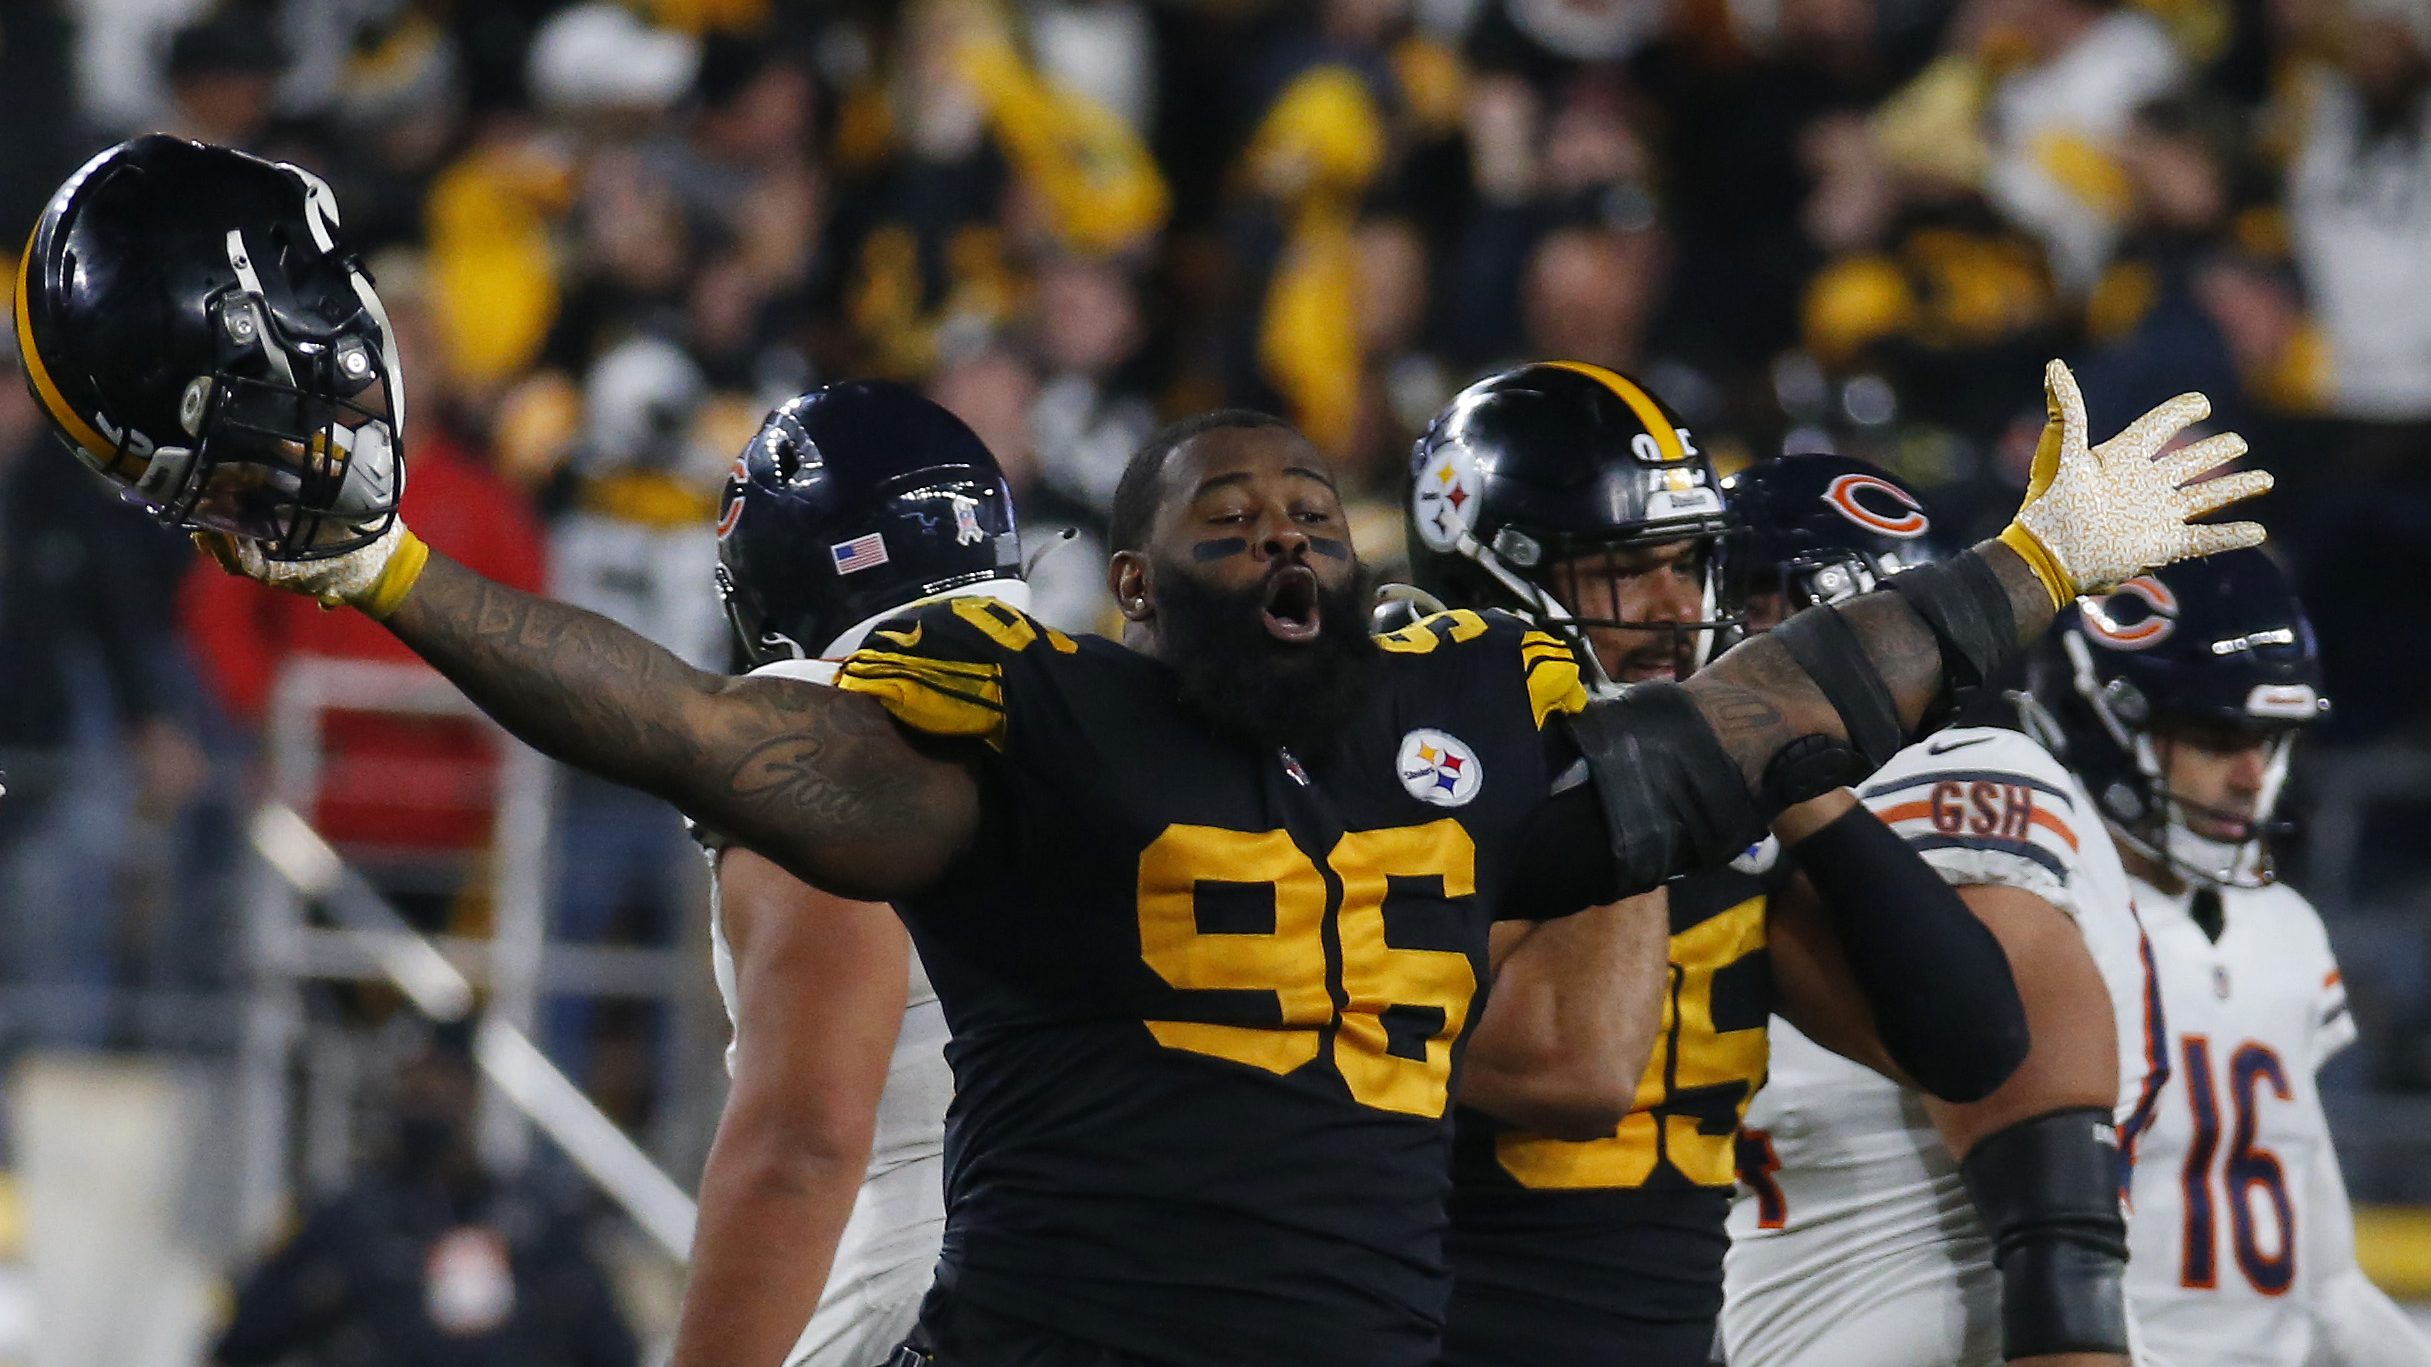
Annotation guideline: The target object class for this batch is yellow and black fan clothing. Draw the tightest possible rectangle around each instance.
[832,597,1596,1367]
[1441,864,1778,1366]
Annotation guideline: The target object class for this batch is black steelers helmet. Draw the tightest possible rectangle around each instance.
[1722,454,1954,620]
[2029,548,2328,888]
[16,135,405,558]
[715,381,1023,667]
[1407,361,1734,687]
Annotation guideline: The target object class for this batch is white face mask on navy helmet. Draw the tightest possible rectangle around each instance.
[16,135,405,559]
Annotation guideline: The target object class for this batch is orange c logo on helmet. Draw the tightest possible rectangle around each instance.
[2082,576,2179,650]
[714,455,749,539]
[1822,472,1929,539]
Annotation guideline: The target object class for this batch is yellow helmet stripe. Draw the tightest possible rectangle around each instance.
[14,236,116,462]
[1543,360,1686,464]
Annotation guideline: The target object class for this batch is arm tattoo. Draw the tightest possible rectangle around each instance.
[385,552,974,897]
[1688,540,2061,788]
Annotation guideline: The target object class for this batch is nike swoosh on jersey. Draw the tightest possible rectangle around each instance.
[872,623,924,649]
[1927,734,1993,754]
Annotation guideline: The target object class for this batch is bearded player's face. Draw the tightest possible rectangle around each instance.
[1130,425,1377,749]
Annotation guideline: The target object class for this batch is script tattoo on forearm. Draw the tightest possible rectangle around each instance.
[385,552,972,896]
[399,556,723,779]
[711,682,942,839]
[1688,541,2061,788]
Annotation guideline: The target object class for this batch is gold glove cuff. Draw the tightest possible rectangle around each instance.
[357,525,430,620]
[1996,521,2071,610]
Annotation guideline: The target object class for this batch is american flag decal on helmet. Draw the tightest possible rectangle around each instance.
[831,532,890,575]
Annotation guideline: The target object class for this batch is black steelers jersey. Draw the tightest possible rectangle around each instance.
[1441,862,1778,1366]
[830,598,1596,1367]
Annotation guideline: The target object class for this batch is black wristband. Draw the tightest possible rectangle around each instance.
[1787,803,2028,1102]
[1959,1107,2132,1360]
[1567,682,1769,895]
[1884,552,2019,726]
[1771,604,1905,770]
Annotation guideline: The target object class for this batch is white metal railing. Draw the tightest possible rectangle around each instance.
[247,803,696,1256]
[241,658,700,1259]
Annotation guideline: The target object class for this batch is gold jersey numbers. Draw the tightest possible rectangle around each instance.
[1374,610,1586,729]
[1494,892,1770,1189]
[1137,820,1481,1118]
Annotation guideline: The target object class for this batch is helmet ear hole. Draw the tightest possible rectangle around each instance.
[1491,527,1542,568]
[179,377,213,436]
[2101,678,2149,728]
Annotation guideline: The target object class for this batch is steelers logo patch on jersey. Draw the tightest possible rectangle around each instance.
[1398,728,1483,806]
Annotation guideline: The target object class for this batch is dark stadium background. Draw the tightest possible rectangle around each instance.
[2,0,2429,1358]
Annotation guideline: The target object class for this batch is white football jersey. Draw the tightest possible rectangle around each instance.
[2119,870,2397,1367]
[707,652,951,1367]
[1724,726,2166,1367]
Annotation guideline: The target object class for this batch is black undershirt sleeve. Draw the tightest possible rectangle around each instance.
[1786,803,2030,1102]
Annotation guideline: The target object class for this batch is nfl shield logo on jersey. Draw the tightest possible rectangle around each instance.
[1398,728,1483,807]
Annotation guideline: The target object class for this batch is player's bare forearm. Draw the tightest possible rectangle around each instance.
[1688,542,2057,785]
[675,1132,868,1367]
[675,850,908,1367]
[1460,895,1668,1138]
[384,551,976,896]
[1923,885,2119,1159]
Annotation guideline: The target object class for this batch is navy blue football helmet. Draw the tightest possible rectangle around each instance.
[715,381,1022,667]
[2029,548,2329,887]
[1720,454,1954,620]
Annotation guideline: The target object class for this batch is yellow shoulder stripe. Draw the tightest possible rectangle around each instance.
[1523,638,1587,726]
[834,655,1008,749]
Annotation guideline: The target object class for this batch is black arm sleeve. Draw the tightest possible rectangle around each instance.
[1961,1108,2132,1358]
[1499,771,1629,920]
[1785,803,2030,1102]
[1564,681,1770,897]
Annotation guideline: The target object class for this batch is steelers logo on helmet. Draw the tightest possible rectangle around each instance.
[2081,575,2179,651]
[1403,362,1741,690]
[1397,728,1483,807]
[1412,440,1483,554]
[1821,471,1930,539]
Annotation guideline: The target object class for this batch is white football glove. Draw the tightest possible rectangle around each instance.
[1998,360,2270,606]
[195,517,430,619]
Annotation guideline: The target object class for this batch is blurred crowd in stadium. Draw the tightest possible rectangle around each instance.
[9,0,2431,1345]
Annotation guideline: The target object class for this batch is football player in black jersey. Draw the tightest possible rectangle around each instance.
[27,137,2266,1367]
[1406,365,2074,1365]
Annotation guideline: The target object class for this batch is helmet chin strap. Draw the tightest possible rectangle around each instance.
[2145,731,2295,890]
[1445,522,1625,693]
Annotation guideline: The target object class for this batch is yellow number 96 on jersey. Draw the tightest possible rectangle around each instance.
[1137,821,1481,1118]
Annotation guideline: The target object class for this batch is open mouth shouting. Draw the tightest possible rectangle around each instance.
[1262,564,1322,644]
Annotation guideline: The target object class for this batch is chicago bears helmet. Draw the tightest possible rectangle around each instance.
[1406,362,1734,687]
[2029,548,2329,887]
[715,381,1023,667]
[1721,454,1954,623]
[15,135,405,557]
